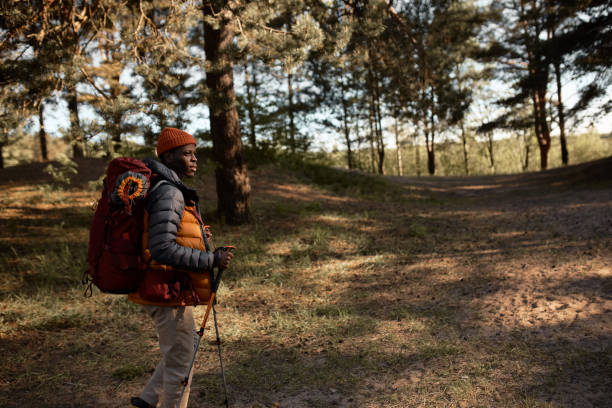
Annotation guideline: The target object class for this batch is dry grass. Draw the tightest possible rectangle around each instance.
[0,157,610,408]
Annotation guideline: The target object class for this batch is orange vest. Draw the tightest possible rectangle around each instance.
[128,205,211,306]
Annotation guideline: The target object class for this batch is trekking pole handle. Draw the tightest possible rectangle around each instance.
[197,292,215,335]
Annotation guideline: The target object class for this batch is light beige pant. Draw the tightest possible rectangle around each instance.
[139,305,196,408]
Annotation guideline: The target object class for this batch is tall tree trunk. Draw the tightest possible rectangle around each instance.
[413,130,421,177]
[367,93,376,173]
[244,58,257,149]
[355,120,362,170]
[371,67,385,175]
[532,86,551,170]
[423,115,434,175]
[426,146,435,175]
[374,97,385,175]
[455,64,469,175]
[38,101,48,162]
[287,70,296,153]
[486,132,495,173]
[341,87,353,169]
[524,138,530,170]
[460,119,469,175]
[204,5,250,224]
[426,143,435,175]
[108,64,123,155]
[520,0,550,170]
[111,112,122,155]
[0,143,4,169]
[68,84,84,158]
[554,58,568,165]
[426,95,436,175]
[394,116,403,176]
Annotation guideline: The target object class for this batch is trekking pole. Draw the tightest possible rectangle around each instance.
[212,299,230,408]
[179,246,234,407]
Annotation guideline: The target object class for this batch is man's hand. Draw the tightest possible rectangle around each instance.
[215,246,235,270]
[204,225,212,241]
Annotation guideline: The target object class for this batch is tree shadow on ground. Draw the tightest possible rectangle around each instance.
[313,175,612,407]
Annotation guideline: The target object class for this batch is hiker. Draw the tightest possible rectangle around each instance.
[128,127,233,408]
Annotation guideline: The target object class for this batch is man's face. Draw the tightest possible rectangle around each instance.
[164,144,198,178]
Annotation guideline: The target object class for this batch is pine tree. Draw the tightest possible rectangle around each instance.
[381,0,486,175]
[82,28,136,155]
[0,0,107,160]
[548,0,611,118]
[1,1,61,161]
[0,87,30,168]
[479,0,556,170]
[541,0,611,165]
[200,0,329,222]
[203,2,251,224]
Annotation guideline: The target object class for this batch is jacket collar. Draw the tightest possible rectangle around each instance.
[143,157,199,203]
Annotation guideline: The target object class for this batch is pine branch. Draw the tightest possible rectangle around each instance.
[384,0,416,45]
[0,0,57,52]
[256,23,293,36]
[78,66,111,101]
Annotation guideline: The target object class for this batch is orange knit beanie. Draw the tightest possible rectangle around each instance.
[156,127,197,157]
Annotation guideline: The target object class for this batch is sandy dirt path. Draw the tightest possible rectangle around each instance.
[383,160,612,407]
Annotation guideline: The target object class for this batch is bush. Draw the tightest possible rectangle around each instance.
[44,157,78,186]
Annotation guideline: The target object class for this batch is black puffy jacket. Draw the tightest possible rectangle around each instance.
[143,158,217,271]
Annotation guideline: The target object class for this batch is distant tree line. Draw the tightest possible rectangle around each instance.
[1,0,609,223]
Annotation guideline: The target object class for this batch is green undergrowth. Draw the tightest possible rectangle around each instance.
[281,159,405,201]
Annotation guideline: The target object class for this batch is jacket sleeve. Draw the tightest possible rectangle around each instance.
[146,183,217,272]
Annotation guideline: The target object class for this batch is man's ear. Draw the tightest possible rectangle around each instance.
[160,150,171,165]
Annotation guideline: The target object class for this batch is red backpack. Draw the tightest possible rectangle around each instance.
[84,157,154,295]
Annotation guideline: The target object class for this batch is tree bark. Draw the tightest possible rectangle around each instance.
[341,86,353,169]
[520,0,550,170]
[68,84,84,158]
[394,116,403,176]
[244,58,257,149]
[424,121,435,175]
[370,66,385,175]
[426,145,435,175]
[204,5,251,224]
[287,70,296,153]
[367,92,376,173]
[426,90,436,175]
[355,120,362,170]
[519,129,532,171]
[532,85,551,170]
[547,6,568,166]
[486,132,495,173]
[460,119,469,175]
[455,63,469,175]
[413,129,421,177]
[38,101,48,162]
[554,57,568,165]
[374,96,385,175]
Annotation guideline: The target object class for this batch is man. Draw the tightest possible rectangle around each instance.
[128,127,233,408]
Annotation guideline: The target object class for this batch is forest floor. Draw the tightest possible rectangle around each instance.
[0,156,610,408]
